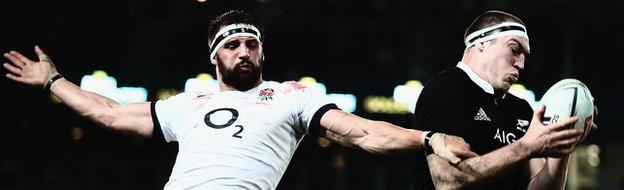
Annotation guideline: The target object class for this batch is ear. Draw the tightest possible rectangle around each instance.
[261,52,265,61]
[475,41,488,52]
[210,56,217,65]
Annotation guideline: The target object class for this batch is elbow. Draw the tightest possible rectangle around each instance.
[82,108,122,131]
[432,172,479,190]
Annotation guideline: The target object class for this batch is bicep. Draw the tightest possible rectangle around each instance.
[109,102,154,138]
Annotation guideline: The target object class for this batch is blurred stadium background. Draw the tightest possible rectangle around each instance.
[1,0,622,189]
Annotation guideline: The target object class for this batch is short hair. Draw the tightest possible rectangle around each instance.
[207,10,264,46]
[464,10,526,41]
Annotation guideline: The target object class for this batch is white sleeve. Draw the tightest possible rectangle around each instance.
[293,82,339,136]
[151,93,191,142]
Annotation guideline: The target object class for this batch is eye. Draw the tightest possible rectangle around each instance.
[510,44,522,55]
[246,40,259,49]
[224,41,240,50]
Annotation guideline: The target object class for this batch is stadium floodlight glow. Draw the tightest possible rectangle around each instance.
[79,70,147,104]
[363,96,409,114]
[156,89,181,100]
[298,76,356,113]
[327,94,357,113]
[393,80,424,113]
[298,76,327,94]
[184,73,219,93]
[508,84,537,109]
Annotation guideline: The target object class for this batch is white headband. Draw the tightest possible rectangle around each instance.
[464,22,530,52]
[209,23,262,60]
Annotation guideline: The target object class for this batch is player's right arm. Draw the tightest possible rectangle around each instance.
[426,106,584,189]
[3,46,154,138]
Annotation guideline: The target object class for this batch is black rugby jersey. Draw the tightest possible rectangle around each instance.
[410,65,534,189]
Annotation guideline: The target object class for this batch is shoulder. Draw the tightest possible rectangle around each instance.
[505,93,534,114]
[276,81,320,95]
[423,67,471,94]
[160,91,214,103]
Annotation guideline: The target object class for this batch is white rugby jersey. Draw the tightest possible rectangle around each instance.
[151,80,336,190]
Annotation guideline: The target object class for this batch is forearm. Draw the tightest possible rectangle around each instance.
[50,78,121,127]
[321,110,424,155]
[527,156,570,190]
[430,141,533,189]
[354,121,424,155]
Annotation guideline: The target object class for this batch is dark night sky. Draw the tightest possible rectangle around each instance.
[1,0,623,189]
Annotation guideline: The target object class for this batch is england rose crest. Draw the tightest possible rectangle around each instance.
[258,88,274,101]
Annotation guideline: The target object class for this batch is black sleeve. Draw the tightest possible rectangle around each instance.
[411,71,475,150]
[308,103,340,137]
[150,101,166,143]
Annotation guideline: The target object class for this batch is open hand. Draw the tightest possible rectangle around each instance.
[3,45,58,87]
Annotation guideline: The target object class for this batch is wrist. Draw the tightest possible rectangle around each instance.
[514,139,537,158]
[44,72,63,92]
[423,131,436,148]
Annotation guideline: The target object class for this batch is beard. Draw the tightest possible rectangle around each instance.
[217,57,262,91]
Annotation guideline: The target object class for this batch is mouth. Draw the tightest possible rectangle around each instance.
[236,62,254,71]
[507,74,519,83]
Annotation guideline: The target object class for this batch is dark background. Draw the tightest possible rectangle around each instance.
[1,0,622,189]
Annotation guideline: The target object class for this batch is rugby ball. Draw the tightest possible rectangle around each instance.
[538,79,594,129]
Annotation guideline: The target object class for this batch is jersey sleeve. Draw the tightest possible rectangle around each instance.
[151,92,193,142]
[287,82,338,136]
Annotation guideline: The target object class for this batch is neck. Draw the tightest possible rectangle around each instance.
[218,78,263,92]
[462,51,507,102]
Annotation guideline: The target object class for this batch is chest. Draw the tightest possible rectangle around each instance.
[468,97,532,153]
[178,92,299,144]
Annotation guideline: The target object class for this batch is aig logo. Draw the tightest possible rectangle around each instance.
[493,128,517,144]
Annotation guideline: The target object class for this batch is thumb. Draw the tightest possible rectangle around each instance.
[532,105,546,124]
[34,45,51,62]
[445,153,462,165]
[456,149,479,158]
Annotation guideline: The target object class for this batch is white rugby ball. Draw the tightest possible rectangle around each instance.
[538,79,594,129]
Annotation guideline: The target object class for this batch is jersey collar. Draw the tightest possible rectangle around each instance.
[456,62,495,95]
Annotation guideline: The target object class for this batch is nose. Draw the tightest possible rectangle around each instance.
[514,54,525,71]
[238,45,251,59]
[514,60,524,71]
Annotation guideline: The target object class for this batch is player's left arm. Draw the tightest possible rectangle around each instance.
[318,109,477,163]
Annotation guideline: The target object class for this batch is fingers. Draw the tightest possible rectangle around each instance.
[442,152,462,165]
[4,52,26,67]
[9,51,35,65]
[549,116,578,131]
[453,148,479,158]
[3,62,22,74]
[6,73,26,83]
[552,137,580,148]
[551,128,584,141]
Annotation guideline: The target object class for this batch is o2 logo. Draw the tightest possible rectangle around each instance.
[204,108,244,138]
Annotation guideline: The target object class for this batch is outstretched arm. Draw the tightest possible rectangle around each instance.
[426,106,584,189]
[318,109,477,164]
[3,46,154,138]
